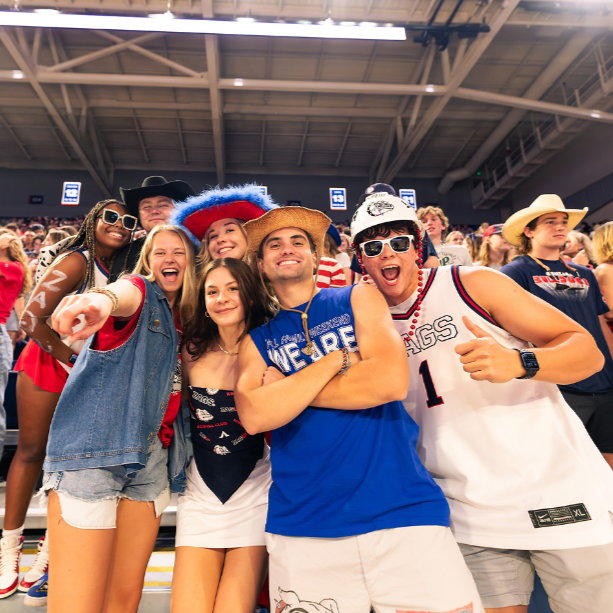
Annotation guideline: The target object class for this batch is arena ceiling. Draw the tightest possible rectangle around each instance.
[0,0,612,208]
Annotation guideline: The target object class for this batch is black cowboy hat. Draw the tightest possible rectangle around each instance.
[119,176,196,217]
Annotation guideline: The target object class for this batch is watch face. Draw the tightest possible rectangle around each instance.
[521,351,539,370]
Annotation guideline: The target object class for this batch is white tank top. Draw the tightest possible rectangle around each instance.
[49,248,110,373]
[391,265,613,550]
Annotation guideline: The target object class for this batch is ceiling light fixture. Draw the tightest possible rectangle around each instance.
[590,111,602,118]
[425,84,435,93]
[233,78,244,86]
[11,70,24,79]
[0,11,406,40]
[148,11,174,19]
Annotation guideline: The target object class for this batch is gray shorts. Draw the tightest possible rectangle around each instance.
[459,538,613,612]
[41,437,170,529]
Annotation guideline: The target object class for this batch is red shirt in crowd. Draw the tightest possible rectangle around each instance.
[0,261,24,325]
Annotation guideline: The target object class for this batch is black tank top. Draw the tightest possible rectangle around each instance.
[188,386,264,503]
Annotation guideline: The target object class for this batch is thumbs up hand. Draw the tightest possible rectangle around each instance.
[454,316,526,383]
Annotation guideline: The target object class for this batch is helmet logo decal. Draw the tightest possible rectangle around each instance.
[366,201,395,217]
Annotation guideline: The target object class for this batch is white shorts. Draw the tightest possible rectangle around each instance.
[51,487,170,530]
[459,539,613,612]
[266,525,485,613]
[175,447,271,549]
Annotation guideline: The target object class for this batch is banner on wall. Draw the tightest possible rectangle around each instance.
[61,182,81,205]
[399,189,417,210]
[329,188,347,211]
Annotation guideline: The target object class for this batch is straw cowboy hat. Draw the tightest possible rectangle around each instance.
[502,194,588,247]
[170,184,276,245]
[243,206,331,257]
[120,176,195,217]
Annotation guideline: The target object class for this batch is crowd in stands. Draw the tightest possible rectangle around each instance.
[2,182,613,613]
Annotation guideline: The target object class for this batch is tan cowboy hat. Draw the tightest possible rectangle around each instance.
[243,206,331,256]
[502,194,588,247]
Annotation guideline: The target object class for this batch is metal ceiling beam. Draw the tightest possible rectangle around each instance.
[95,30,205,78]
[1,72,611,125]
[381,0,522,184]
[0,98,509,121]
[43,32,164,73]
[0,27,112,197]
[49,28,114,188]
[259,119,266,166]
[0,112,32,160]
[335,121,352,168]
[205,34,225,186]
[438,29,595,194]
[297,120,309,166]
[2,0,610,27]
[44,113,73,161]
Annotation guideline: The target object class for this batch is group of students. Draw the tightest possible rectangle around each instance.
[0,178,612,613]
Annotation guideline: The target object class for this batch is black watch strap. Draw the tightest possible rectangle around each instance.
[515,349,539,380]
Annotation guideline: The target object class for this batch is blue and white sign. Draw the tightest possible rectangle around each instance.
[61,182,81,206]
[256,186,268,196]
[329,188,347,211]
[399,189,416,210]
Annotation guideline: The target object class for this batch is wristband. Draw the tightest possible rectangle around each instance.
[337,347,350,376]
[87,287,119,312]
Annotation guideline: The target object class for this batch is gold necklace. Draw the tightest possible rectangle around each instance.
[218,343,238,356]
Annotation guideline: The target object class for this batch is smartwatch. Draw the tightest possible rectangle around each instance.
[68,353,79,367]
[515,349,539,380]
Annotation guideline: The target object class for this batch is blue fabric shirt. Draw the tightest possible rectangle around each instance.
[249,286,449,538]
[44,277,187,493]
[501,256,613,394]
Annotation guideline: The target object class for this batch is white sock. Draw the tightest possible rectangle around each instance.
[1,526,24,542]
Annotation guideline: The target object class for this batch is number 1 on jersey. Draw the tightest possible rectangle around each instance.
[418,360,444,408]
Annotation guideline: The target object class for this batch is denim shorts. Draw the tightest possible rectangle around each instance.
[41,436,170,529]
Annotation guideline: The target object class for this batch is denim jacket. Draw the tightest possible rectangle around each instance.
[44,277,187,493]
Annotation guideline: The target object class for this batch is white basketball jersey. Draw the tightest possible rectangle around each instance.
[391,265,613,550]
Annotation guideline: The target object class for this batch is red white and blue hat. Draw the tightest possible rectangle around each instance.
[170,184,278,245]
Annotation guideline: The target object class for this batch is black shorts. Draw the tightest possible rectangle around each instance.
[560,388,613,454]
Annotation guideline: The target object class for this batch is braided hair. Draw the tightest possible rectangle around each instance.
[49,199,125,290]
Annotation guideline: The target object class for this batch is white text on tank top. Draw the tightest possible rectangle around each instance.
[391,265,613,550]
[54,250,109,373]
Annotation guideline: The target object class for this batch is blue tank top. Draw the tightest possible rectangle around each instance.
[249,286,449,538]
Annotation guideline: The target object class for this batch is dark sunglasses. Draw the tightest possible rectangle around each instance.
[100,208,138,231]
[360,235,414,258]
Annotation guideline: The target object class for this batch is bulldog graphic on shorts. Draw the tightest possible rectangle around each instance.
[274,588,339,613]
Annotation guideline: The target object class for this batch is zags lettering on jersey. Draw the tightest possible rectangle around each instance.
[400,315,459,356]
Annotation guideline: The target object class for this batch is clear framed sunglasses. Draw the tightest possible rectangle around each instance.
[360,234,414,258]
[100,208,138,231]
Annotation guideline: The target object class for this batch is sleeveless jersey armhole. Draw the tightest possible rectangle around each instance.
[450,265,501,328]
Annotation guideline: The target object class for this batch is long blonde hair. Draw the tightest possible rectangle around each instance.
[478,236,513,268]
[593,223,613,265]
[566,230,597,264]
[132,225,198,325]
[0,233,33,296]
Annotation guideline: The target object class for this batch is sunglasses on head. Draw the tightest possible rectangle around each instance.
[360,234,414,258]
[100,208,138,231]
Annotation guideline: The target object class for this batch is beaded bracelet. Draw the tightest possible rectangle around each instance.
[338,347,350,376]
[87,287,119,312]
